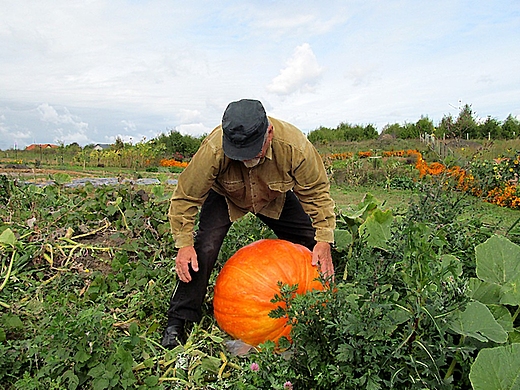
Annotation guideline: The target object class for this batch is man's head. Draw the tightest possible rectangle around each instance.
[222,99,268,161]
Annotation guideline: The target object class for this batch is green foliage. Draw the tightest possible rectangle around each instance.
[151,129,204,159]
[501,114,520,140]
[308,122,379,144]
[0,177,180,388]
[1,169,518,389]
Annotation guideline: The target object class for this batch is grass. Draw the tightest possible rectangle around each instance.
[331,184,417,212]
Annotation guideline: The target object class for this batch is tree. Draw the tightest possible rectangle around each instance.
[478,116,502,139]
[502,114,520,139]
[454,104,478,139]
[381,123,403,138]
[415,116,434,138]
[437,114,454,138]
[363,124,378,140]
[113,136,125,151]
[151,129,203,158]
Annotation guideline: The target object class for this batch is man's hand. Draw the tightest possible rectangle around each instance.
[175,246,199,283]
[311,242,334,280]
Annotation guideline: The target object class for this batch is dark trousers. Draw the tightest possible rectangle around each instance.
[166,189,316,323]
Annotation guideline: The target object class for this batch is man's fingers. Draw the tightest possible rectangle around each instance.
[191,257,199,272]
[176,263,192,283]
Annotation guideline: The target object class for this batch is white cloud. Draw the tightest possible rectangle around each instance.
[179,109,202,124]
[37,103,88,131]
[55,131,91,146]
[267,43,324,95]
[177,123,212,137]
[121,120,137,132]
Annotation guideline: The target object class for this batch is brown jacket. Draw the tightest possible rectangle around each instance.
[168,117,336,248]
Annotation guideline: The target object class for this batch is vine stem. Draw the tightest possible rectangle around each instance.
[0,250,16,308]
[444,336,464,380]
[512,306,520,322]
[0,250,15,293]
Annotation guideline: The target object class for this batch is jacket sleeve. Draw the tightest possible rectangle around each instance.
[167,139,221,248]
[292,141,336,243]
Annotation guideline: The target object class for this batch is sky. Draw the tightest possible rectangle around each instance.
[1,0,519,150]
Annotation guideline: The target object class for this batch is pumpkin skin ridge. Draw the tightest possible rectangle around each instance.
[216,263,280,296]
[244,241,304,295]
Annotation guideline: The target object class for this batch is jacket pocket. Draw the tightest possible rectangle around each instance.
[220,180,246,198]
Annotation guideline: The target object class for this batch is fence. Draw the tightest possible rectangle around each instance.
[420,133,454,159]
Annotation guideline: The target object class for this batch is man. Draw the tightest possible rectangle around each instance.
[162,99,335,349]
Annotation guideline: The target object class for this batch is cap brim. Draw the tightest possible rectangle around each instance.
[222,132,265,160]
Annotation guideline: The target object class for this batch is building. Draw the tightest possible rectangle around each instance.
[25,144,59,151]
[93,144,112,151]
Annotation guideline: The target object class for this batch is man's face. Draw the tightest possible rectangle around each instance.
[242,124,273,168]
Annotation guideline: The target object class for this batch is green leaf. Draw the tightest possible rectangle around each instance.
[468,278,501,304]
[488,304,514,332]
[92,377,110,390]
[51,173,71,185]
[0,228,16,246]
[475,235,520,305]
[116,346,134,372]
[88,363,106,378]
[144,376,159,386]
[470,343,520,390]
[359,208,393,249]
[449,301,508,343]
[128,322,139,336]
[0,327,5,342]
[440,254,462,279]
[2,314,23,329]
[62,369,80,390]
[208,334,224,343]
[200,356,221,373]
[509,330,520,343]
[74,348,91,363]
[146,321,160,335]
[334,229,353,251]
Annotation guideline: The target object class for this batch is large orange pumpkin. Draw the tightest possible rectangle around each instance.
[213,239,324,346]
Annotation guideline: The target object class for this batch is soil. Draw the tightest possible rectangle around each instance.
[0,165,97,182]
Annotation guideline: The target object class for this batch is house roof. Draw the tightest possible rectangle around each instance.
[25,144,59,151]
[93,143,112,150]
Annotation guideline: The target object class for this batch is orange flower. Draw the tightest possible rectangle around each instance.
[160,158,189,168]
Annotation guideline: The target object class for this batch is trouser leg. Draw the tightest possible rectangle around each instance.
[166,189,232,324]
[257,191,316,251]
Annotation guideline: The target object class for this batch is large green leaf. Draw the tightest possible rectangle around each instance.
[488,304,514,333]
[475,235,520,306]
[334,229,353,251]
[470,343,520,390]
[468,278,501,305]
[359,208,393,250]
[449,301,508,343]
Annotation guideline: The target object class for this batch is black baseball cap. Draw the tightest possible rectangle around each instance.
[222,99,268,160]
